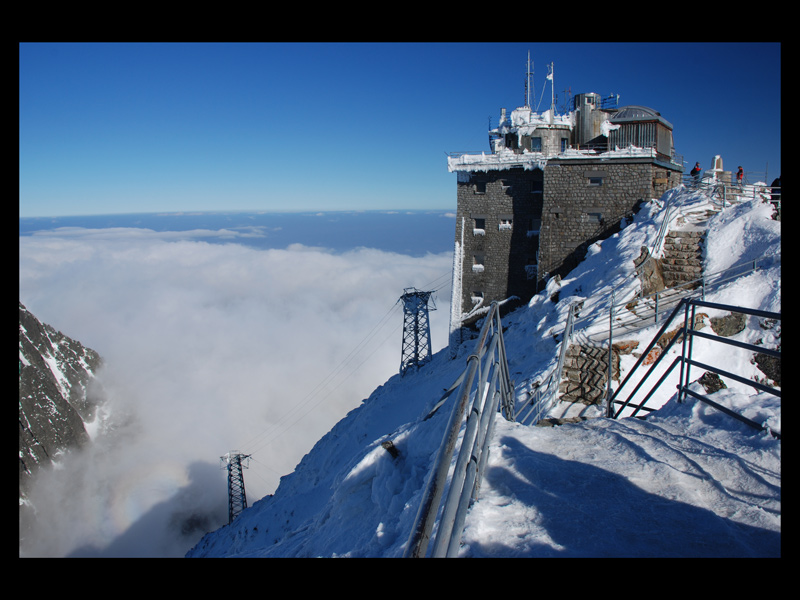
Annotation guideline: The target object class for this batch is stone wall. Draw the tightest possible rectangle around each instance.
[455,168,543,321]
[452,158,682,326]
[538,158,682,282]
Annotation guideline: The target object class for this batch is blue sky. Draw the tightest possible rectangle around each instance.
[19,42,781,218]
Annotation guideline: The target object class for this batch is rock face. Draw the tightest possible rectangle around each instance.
[634,246,665,297]
[18,302,103,501]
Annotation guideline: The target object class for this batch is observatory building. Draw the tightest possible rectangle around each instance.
[447,61,683,347]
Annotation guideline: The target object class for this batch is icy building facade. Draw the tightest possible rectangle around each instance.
[447,72,684,349]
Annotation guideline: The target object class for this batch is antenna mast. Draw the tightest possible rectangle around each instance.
[548,62,555,122]
[525,52,534,108]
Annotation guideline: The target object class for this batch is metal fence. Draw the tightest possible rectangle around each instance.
[515,300,578,426]
[608,298,780,439]
[681,175,781,207]
[512,237,778,428]
[405,302,515,558]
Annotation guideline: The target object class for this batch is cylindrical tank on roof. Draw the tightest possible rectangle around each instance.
[573,93,608,148]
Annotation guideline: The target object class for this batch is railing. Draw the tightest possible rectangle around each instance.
[405,302,515,558]
[607,253,779,331]
[650,187,684,259]
[446,151,490,159]
[513,228,778,427]
[607,298,780,439]
[681,175,780,207]
[515,300,578,425]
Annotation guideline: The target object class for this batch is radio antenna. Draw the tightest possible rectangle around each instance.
[525,51,534,108]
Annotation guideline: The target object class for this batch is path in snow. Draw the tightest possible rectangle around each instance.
[459,391,780,558]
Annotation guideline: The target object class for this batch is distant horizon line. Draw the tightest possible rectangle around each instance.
[20,207,456,220]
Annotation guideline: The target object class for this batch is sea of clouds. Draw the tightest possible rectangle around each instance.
[19,224,453,557]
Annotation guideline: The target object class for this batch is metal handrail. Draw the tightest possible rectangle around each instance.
[588,252,779,335]
[514,176,776,429]
[650,188,684,259]
[608,298,780,438]
[516,300,578,425]
[681,175,780,204]
[515,215,777,427]
[512,250,776,428]
[405,302,514,558]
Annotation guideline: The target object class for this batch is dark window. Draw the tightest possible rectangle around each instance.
[586,212,603,224]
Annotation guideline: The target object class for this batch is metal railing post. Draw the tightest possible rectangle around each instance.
[606,291,614,417]
[405,302,516,558]
[404,355,479,558]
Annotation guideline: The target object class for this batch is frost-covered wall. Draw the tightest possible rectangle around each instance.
[447,98,683,335]
[448,218,464,354]
[452,169,543,327]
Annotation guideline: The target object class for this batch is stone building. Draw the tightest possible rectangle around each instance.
[447,82,683,346]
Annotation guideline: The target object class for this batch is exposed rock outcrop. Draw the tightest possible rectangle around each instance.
[19,302,103,500]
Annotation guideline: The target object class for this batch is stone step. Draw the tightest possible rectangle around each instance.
[666,229,705,238]
[661,254,702,265]
[558,344,619,406]
[661,262,703,272]
[664,236,704,246]
[662,241,703,253]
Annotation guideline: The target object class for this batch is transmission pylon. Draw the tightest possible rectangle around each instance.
[399,288,436,376]
[221,451,251,524]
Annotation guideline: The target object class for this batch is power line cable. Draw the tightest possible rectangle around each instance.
[238,302,400,454]
[235,269,453,468]
[237,301,403,456]
[245,317,403,458]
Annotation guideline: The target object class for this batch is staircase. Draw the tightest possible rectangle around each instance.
[548,211,716,418]
[558,344,617,406]
[660,228,705,288]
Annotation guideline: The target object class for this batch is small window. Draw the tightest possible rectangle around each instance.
[474,217,485,229]
[530,137,542,152]
[474,181,486,194]
[499,218,512,231]
[589,177,603,186]
[561,138,568,152]
[472,254,485,273]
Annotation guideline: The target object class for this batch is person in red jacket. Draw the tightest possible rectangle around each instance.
[690,162,702,186]
[736,166,744,189]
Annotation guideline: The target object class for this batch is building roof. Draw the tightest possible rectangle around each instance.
[610,105,673,129]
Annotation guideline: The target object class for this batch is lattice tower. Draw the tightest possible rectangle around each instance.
[221,451,251,524]
[400,288,436,375]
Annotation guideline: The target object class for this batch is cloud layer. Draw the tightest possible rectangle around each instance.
[19,228,452,556]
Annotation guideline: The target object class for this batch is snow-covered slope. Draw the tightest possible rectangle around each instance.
[187,187,781,558]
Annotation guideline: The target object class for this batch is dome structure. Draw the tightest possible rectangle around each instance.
[610,105,673,129]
